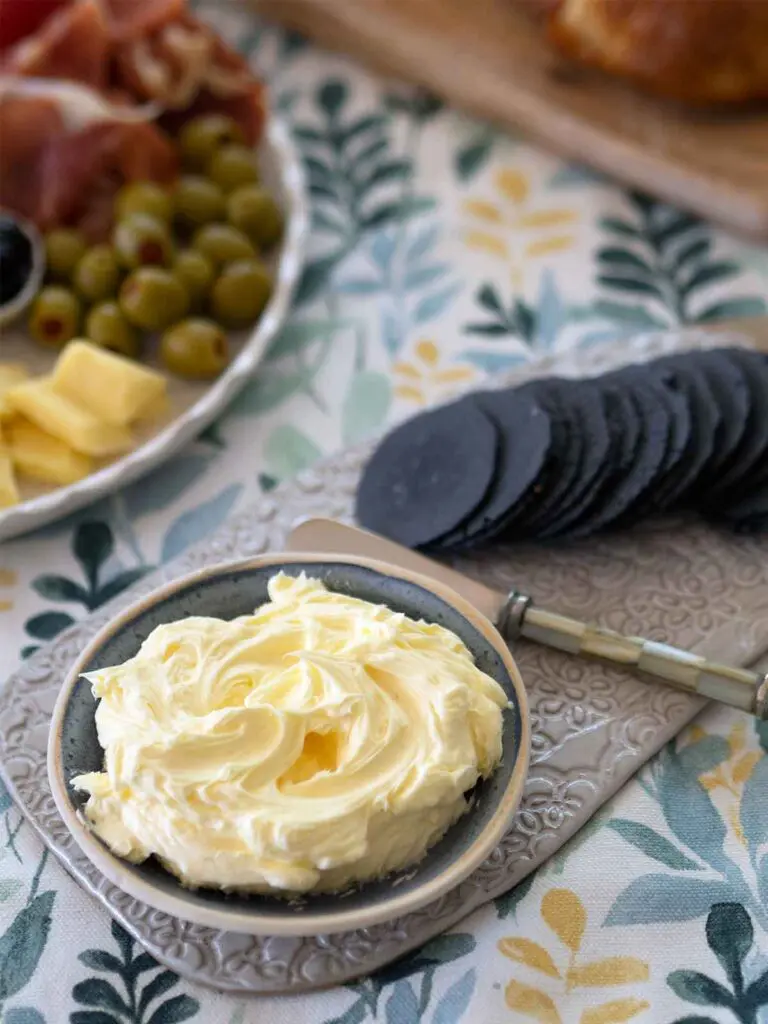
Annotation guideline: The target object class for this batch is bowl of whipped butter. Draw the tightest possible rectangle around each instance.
[48,555,530,936]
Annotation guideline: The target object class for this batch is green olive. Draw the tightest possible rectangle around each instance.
[226,186,283,249]
[160,318,229,379]
[27,286,82,348]
[73,245,120,303]
[113,214,173,270]
[85,301,141,358]
[210,258,272,327]
[115,181,172,223]
[173,175,226,230]
[192,224,254,268]
[179,114,245,172]
[173,249,215,309]
[119,268,189,331]
[206,144,259,193]
[44,228,86,282]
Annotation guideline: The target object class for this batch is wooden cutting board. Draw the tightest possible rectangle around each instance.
[255,0,768,241]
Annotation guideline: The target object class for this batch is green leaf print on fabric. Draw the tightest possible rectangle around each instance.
[454,126,497,182]
[656,748,727,870]
[666,903,768,1024]
[293,78,435,307]
[323,933,477,1024]
[231,318,353,416]
[495,873,536,919]
[24,521,152,656]
[30,522,150,616]
[342,371,391,444]
[385,980,419,1024]
[607,820,701,871]
[24,611,75,641]
[606,737,768,932]
[70,920,199,1024]
[465,282,536,341]
[431,970,476,1024]
[606,876,731,927]
[336,222,459,355]
[0,852,54,1019]
[5,1009,46,1024]
[264,424,322,478]
[160,483,243,563]
[597,192,766,325]
[385,89,445,123]
[462,269,598,368]
[755,719,768,755]
[740,754,768,910]
[548,163,608,188]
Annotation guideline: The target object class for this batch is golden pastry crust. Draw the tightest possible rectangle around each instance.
[538,0,768,104]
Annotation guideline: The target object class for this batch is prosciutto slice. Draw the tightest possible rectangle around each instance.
[2,0,266,142]
[2,0,109,88]
[0,0,265,236]
[0,93,177,238]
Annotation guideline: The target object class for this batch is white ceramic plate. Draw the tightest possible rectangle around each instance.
[0,115,307,542]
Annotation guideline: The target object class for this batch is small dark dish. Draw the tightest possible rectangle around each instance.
[48,553,529,936]
[0,212,45,326]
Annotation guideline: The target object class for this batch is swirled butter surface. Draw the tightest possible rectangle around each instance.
[72,572,508,893]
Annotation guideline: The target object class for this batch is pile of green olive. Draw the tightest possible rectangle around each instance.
[28,114,283,380]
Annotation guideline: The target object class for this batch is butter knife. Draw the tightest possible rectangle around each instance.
[287,517,768,719]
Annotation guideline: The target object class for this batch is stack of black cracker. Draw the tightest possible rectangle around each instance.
[356,347,768,551]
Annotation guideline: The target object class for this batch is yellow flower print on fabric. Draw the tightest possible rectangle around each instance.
[696,720,762,847]
[462,167,578,287]
[394,339,476,406]
[499,888,650,1023]
[0,568,17,612]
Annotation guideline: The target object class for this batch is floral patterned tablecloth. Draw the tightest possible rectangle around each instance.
[2,5,768,1023]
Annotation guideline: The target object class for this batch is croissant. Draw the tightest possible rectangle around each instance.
[534,0,768,104]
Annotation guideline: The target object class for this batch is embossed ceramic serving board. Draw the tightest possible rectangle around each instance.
[255,0,768,240]
[3,327,768,994]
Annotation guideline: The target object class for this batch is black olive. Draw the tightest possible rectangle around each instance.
[0,215,34,306]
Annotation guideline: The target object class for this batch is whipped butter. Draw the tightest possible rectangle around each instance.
[73,573,508,893]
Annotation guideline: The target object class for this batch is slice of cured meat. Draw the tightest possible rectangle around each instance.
[0,95,65,221]
[2,0,109,89]
[36,120,178,238]
[0,0,70,52]
[0,94,177,238]
[115,12,265,143]
[100,0,184,41]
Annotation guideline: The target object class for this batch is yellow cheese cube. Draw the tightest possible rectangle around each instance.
[0,424,19,508]
[7,417,92,486]
[52,340,167,427]
[0,452,18,507]
[5,377,133,457]
[0,364,30,421]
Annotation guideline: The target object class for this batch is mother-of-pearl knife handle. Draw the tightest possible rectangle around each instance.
[287,518,768,719]
[500,592,768,719]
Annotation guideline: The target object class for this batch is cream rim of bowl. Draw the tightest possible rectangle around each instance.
[47,553,530,937]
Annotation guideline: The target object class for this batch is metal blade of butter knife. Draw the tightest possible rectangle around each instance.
[287,518,506,623]
[286,518,768,719]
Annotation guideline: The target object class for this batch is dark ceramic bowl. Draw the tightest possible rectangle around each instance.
[48,554,529,936]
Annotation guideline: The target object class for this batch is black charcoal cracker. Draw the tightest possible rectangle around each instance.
[641,375,692,512]
[535,380,613,539]
[600,380,673,526]
[566,384,643,538]
[506,378,586,538]
[434,388,552,547]
[646,356,721,507]
[688,349,750,489]
[704,348,768,501]
[599,364,689,519]
[355,398,498,548]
